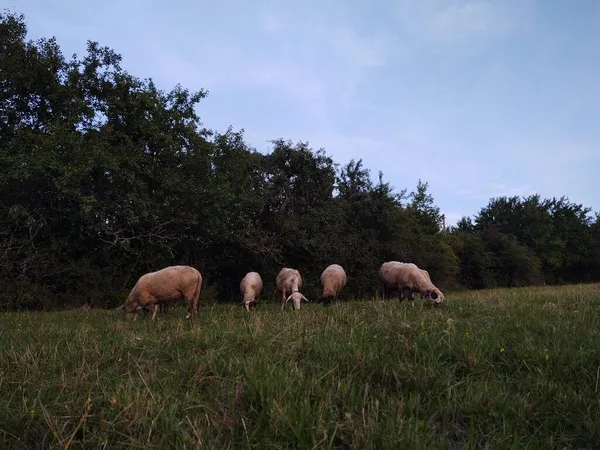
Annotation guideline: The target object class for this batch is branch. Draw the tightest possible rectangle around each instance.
[99,217,183,256]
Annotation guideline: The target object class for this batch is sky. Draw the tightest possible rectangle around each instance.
[7,0,600,225]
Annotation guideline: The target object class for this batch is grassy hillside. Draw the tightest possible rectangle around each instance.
[1,284,600,448]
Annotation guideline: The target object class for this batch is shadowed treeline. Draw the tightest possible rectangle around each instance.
[2,10,600,310]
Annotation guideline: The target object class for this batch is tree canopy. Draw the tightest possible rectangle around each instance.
[1,10,599,310]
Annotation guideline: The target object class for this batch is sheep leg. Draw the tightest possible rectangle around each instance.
[281,291,286,310]
[397,285,405,302]
[185,295,196,319]
[380,283,388,300]
[151,304,159,320]
[408,291,415,308]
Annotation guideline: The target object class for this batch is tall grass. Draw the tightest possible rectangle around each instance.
[1,283,600,448]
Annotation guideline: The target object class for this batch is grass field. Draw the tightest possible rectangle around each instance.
[1,284,600,449]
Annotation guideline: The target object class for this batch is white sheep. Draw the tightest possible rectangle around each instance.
[319,264,347,306]
[378,261,444,307]
[276,267,308,310]
[121,265,202,320]
[240,271,263,311]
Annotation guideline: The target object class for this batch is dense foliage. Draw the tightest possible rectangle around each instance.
[2,11,600,309]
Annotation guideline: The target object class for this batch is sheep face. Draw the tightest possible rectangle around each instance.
[122,298,143,319]
[242,296,257,311]
[435,290,445,304]
[426,289,444,306]
[286,292,308,310]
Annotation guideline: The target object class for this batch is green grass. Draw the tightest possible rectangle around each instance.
[1,284,600,449]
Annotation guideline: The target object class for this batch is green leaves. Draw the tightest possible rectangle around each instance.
[451,194,598,287]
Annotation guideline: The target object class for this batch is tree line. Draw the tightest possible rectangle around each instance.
[2,11,600,310]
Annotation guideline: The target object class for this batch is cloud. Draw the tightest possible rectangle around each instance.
[116,3,396,126]
[391,0,525,59]
[256,4,392,68]
[235,66,324,101]
[459,183,539,201]
[424,1,510,40]
[326,27,390,68]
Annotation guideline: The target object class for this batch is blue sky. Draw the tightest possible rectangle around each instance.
[8,0,600,225]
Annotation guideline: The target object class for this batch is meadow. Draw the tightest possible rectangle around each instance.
[1,284,600,449]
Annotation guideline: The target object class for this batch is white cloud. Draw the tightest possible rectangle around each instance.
[425,1,508,40]
[392,0,523,56]
[235,66,324,100]
[326,27,390,68]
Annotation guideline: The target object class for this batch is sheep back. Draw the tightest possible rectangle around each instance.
[320,264,347,298]
[240,271,263,302]
[276,268,302,292]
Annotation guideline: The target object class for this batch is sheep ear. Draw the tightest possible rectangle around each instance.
[301,294,308,302]
[286,294,293,302]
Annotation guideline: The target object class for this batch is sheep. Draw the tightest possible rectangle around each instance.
[121,265,202,320]
[378,261,444,307]
[276,267,308,310]
[319,264,347,307]
[240,271,263,311]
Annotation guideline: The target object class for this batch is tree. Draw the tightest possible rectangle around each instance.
[0,10,211,308]
[407,180,442,235]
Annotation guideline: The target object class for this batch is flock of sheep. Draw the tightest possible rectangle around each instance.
[119,261,445,320]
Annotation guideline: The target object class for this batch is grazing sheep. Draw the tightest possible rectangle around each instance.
[240,271,263,311]
[276,267,308,310]
[319,264,347,307]
[121,265,202,320]
[378,261,444,307]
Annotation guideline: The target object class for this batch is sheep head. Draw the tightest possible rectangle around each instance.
[122,297,143,319]
[425,288,444,306]
[286,291,308,310]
